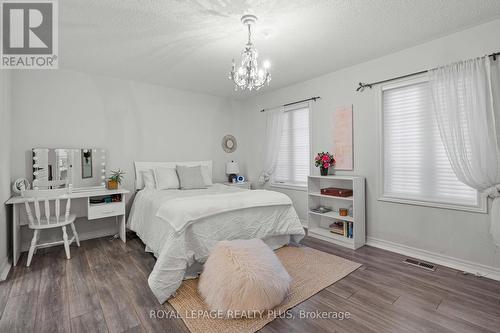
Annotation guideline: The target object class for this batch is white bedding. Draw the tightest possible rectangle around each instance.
[127,184,305,304]
[157,189,294,233]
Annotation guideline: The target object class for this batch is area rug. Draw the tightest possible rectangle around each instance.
[168,245,361,333]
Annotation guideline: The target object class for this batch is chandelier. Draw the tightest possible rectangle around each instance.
[229,15,271,91]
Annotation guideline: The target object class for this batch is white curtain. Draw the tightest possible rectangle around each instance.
[259,106,285,184]
[429,57,500,245]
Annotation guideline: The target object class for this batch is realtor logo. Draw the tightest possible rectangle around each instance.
[1,0,58,68]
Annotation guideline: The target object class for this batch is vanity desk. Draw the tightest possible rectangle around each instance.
[6,187,130,266]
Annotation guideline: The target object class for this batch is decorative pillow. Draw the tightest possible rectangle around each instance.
[176,165,207,190]
[154,167,180,190]
[140,169,156,189]
[201,165,213,186]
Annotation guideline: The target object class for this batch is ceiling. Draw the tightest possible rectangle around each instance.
[60,0,500,97]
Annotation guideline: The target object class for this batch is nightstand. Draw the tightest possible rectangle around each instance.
[223,182,252,189]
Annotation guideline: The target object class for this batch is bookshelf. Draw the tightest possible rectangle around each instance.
[307,175,365,250]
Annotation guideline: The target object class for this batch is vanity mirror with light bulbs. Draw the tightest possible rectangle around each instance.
[6,147,129,267]
[32,148,107,191]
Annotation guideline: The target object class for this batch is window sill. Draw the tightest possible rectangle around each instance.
[378,195,487,214]
[270,182,308,192]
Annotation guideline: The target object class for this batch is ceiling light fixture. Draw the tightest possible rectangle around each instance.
[229,15,271,91]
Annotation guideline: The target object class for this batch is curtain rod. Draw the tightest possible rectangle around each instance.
[356,51,500,92]
[260,96,321,112]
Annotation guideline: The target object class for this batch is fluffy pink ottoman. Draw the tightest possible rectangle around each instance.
[198,239,291,313]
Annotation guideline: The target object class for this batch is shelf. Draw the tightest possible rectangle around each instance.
[89,201,123,207]
[307,174,365,250]
[308,192,353,201]
[308,227,354,245]
[308,210,354,222]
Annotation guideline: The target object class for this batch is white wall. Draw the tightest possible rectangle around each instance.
[10,69,242,248]
[239,18,500,272]
[0,71,11,278]
[11,70,242,185]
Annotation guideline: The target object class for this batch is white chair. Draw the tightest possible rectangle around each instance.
[22,187,80,267]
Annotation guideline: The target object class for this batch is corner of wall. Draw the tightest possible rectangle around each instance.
[0,70,12,279]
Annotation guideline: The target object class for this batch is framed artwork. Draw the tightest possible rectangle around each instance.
[332,105,353,170]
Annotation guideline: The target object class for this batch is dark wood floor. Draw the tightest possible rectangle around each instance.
[0,234,499,333]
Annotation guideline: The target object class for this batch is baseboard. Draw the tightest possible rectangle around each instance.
[0,257,11,281]
[366,236,500,282]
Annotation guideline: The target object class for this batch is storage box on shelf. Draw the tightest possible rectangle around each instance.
[307,175,365,249]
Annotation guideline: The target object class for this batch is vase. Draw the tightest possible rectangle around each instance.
[106,180,118,190]
[320,167,329,176]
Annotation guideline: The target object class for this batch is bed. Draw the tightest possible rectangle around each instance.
[127,161,305,303]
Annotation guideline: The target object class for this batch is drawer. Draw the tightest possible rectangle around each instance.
[88,202,125,220]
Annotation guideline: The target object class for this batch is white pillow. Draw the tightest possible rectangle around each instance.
[154,167,180,190]
[141,170,156,189]
[201,165,213,186]
[176,165,207,190]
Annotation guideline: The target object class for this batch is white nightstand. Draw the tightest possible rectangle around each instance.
[223,182,252,189]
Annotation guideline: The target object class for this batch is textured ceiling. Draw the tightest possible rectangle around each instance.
[60,0,500,97]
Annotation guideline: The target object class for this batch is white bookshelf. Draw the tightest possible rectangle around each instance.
[307,175,365,250]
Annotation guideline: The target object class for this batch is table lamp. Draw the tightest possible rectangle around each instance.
[226,161,239,182]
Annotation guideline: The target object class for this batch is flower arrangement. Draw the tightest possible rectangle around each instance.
[314,152,336,176]
[107,169,125,190]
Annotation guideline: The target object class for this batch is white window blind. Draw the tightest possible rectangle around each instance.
[273,105,310,186]
[382,80,479,207]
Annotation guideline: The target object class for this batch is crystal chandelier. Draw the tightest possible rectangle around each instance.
[229,15,271,91]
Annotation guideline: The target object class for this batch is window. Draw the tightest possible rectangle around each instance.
[381,78,484,211]
[272,104,310,188]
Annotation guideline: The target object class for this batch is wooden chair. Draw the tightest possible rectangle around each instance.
[22,187,80,267]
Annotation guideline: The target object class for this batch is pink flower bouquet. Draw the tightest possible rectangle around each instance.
[314,152,336,175]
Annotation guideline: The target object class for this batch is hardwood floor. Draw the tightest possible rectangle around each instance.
[0,234,499,333]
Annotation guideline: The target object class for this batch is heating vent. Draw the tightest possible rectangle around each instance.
[403,258,436,271]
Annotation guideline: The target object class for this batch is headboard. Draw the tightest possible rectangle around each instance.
[134,160,213,190]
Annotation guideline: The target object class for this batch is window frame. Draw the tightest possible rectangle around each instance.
[378,75,487,213]
[270,103,313,191]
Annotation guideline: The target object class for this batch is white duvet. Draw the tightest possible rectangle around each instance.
[127,184,305,304]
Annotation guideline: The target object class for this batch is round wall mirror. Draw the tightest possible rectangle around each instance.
[222,135,237,153]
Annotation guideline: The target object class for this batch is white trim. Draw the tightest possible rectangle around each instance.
[378,195,487,213]
[366,236,500,282]
[0,257,11,281]
[270,182,307,191]
[377,75,486,213]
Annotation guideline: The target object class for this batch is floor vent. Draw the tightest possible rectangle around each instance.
[403,258,436,271]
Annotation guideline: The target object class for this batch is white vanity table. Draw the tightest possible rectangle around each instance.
[6,187,130,266]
